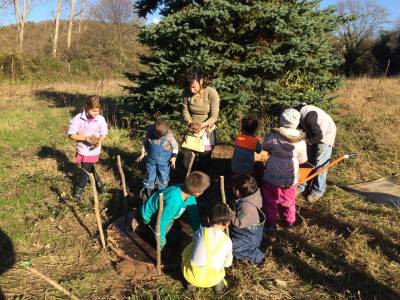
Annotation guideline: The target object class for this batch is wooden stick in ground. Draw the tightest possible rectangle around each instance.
[186,151,195,178]
[116,155,128,227]
[88,172,107,250]
[25,266,80,300]
[156,193,164,275]
[219,176,229,236]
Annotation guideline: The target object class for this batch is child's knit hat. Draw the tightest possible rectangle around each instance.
[280,108,300,129]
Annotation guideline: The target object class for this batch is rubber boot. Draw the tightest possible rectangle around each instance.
[94,170,107,194]
[73,185,84,201]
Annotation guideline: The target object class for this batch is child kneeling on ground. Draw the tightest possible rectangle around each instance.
[231,174,265,264]
[262,108,307,231]
[140,171,210,249]
[182,204,233,292]
[137,119,179,199]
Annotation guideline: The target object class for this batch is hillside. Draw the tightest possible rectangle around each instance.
[0,20,146,78]
[0,78,399,299]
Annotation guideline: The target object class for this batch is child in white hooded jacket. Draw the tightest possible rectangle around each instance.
[262,108,307,231]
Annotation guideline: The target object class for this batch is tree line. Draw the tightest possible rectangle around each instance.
[1,0,400,81]
[335,0,400,76]
[0,0,145,80]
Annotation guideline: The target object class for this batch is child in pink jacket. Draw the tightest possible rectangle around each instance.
[262,108,307,231]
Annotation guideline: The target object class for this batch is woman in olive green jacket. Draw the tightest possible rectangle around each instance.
[182,70,220,174]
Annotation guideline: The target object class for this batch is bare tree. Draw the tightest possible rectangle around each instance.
[90,0,136,25]
[90,0,139,48]
[67,0,76,49]
[77,0,89,34]
[52,0,62,57]
[336,0,388,75]
[395,18,400,31]
[0,0,13,10]
[13,0,33,53]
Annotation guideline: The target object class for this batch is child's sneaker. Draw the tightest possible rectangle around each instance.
[213,279,228,293]
[306,193,321,203]
[96,183,108,195]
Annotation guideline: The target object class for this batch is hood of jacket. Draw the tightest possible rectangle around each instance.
[271,127,306,143]
[237,188,262,209]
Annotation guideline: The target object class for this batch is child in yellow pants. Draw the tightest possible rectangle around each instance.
[182,204,232,292]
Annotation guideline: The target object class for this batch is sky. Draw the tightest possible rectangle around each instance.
[1,0,400,26]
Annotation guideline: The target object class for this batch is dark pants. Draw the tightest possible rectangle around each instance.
[231,224,265,264]
[77,162,102,189]
[182,149,212,174]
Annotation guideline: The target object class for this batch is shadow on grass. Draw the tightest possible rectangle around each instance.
[49,186,94,240]
[341,186,400,207]
[269,229,399,299]
[34,90,126,128]
[0,228,16,299]
[299,205,400,264]
[37,146,77,181]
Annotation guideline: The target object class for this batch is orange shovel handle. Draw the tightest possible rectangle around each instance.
[297,154,355,186]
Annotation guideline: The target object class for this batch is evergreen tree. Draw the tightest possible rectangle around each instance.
[125,0,343,138]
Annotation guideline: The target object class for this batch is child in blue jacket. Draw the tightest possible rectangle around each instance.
[140,171,210,249]
[137,119,179,198]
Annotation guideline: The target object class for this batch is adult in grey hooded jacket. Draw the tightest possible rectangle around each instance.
[296,103,337,202]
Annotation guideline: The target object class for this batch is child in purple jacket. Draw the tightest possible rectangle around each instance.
[262,108,307,231]
[68,95,108,201]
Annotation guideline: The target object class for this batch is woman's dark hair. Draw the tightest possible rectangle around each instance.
[241,114,259,135]
[185,69,208,89]
[209,203,232,226]
[233,174,258,198]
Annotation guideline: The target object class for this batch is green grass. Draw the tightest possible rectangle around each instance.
[1,79,400,299]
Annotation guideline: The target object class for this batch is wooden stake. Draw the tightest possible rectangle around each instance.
[25,266,80,300]
[117,155,128,227]
[186,151,195,178]
[88,173,107,250]
[156,193,164,275]
[219,176,229,236]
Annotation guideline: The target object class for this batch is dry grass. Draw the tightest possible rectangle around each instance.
[332,77,400,183]
[0,78,130,100]
[0,78,400,299]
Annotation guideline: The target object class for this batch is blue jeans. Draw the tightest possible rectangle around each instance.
[231,224,264,264]
[143,159,170,190]
[299,143,332,196]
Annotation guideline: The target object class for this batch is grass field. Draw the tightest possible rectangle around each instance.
[0,78,399,299]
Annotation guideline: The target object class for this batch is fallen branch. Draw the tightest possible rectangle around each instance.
[20,262,80,300]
